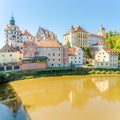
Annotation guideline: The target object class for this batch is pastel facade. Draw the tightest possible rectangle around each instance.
[64,26,88,47]
[0,44,22,72]
[68,47,84,66]
[23,39,69,68]
[88,33,104,47]
[93,48,118,68]
[0,44,22,64]
[21,57,47,70]
[91,41,107,49]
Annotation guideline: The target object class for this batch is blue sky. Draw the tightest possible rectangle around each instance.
[0,0,120,48]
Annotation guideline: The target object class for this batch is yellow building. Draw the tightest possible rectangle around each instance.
[0,44,22,64]
[64,26,88,47]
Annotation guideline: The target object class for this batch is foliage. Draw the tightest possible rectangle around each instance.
[66,41,71,48]
[83,45,92,58]
[105,30,120,60]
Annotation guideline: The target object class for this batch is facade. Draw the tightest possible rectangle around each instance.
[64,26,88,47]
[91,41,108,49]
[23,39,69,68]
[92,48,118,68]
[88,33,104,47]
[0,44,22,72]
[68,47,84,66]
[98,25,105,37]
[64,25,105,48]
[21,57,47,70]
[4,15,33,50]
[36,26,57,40]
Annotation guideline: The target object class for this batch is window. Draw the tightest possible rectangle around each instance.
[6,66,12,70]
[2,54,4,57]
[48,53,50,56]
[53,53,55,56]
[58,53,60,56]
[10,54,12,57]
[58,59,60,61]
[52,64,54,66]
[14,66,20,70]
[53,59,55,61]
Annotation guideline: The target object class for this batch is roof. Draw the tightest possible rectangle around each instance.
[92,42,107,46]
[36,39,62,48]
[21,30,33,37]
[4,24,20,31]
[0,44,20,52]
[68,47,77,56]
[64,26,88,36]
[89,33,104,38]
[103,48,118,56]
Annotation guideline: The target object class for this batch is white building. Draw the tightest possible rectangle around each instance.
[4,15,33,50]
[93,48,118,68]
[68,47,83,66]
[91,41,107,49]
[88,33,104,47]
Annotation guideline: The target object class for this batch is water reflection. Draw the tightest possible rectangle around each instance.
[0,84,30,120]
[10,75,120,120]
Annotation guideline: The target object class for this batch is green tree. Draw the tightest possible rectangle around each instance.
[66,41,71,48]
[83,45,92,58]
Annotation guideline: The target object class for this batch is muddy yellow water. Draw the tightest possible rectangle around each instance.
[10,75,120,120]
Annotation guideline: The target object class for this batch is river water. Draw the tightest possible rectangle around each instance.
[2,75,120,120]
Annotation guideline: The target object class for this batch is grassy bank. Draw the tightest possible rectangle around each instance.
[0,67,120,83]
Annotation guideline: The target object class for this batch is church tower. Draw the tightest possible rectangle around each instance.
[98,25,105,37]
[10,14,15,25]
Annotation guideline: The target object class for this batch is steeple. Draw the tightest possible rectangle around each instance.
[10,13,15,25]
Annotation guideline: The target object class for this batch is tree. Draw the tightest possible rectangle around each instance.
[66,41,71,48]
[83,45,92,58]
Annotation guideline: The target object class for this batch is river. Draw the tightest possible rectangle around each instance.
[1,74,120,120]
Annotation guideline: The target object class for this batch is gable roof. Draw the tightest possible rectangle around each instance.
[36,39,62,48]
[21,30,33,37]
[64,26,88,36]
[0,44,20,52]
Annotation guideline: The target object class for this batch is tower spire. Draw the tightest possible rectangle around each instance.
[10,12,15,25]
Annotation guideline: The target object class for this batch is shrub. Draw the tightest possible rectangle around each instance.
[101,70,106,74]
[95,70,101,74]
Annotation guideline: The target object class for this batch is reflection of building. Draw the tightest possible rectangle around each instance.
[92,78,109,93]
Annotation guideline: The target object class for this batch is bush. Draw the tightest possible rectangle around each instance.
[95,70,101,74]
[101,70,106,74]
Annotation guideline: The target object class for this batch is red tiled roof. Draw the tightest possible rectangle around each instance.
[103,48,118,56]
[68,47,77,56]
[92,42,107,46]
[89,33,104,38]
[64,26,88,36]
[21,30,33,37]
[36,39,62,48]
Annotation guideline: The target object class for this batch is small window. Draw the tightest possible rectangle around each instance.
[10,54,12,57]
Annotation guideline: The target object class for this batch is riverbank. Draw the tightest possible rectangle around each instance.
[0,67,120,83]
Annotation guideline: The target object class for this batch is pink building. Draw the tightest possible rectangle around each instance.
[23,39,69,68]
